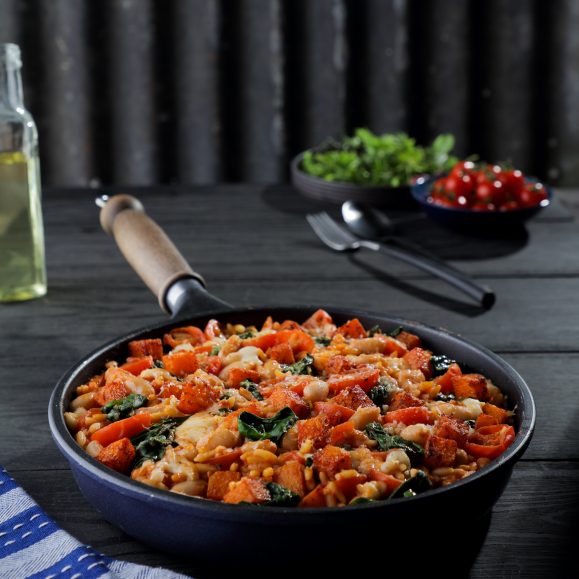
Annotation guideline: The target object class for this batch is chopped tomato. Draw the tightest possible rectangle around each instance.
[164,326,206,349]
[452,373,488,401]
[327,367,380,394]
[376,335,408,357]
[403,347,433,379]
[336,318,367,339]
[204,319,222,340]
[328,421,358,446]
[465,424,515,459]
[302,309,336,337]
[225,367,261,388]
[245,332,278,351]
[207,471,241,501]
[94,380,130,406]
[434,363,462,394]
[267,342,295,364]
[334,474,367,501]
[203,449,243,467]
[300,484,326,508]
[313,445,352,478]
[424,435,457,468]
[313,401,355,425]
[95,437,135,473]
[482,403,510,424]
[395,331,421,350]
[276,329,316,354]
[199,355,222,375]
[330,385,374,410]
[297,415,331,449]
[120,355,153,376]
[388,391,424,411]
[383,406,432,426]
[475,414,499,429]
[223,477,270,504]
[177,379,220,414]
[367,469,402,493]
[91,413,152,446]
[433,415,469,447]
[162,351,199,377]
[128,339,163,360]
[267,388,309,418]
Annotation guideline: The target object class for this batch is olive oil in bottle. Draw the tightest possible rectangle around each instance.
[0,44,46,301]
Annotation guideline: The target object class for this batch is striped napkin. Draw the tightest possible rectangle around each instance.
[0,468,191,579]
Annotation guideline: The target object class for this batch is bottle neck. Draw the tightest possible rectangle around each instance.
[0,44,24,111]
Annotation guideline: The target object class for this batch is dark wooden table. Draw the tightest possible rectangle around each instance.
[2,184,579,577]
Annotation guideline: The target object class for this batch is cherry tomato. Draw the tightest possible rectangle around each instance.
[502,169,525,194]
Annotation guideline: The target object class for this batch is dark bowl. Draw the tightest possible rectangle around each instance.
[411,176,552,233]
[290,153,419,209]
[48,306,535,566]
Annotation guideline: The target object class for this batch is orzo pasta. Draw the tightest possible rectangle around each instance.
[66,310,515,507]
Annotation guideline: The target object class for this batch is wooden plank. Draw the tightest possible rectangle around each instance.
[37,0,92,185]
[476,0,536,173]
[173,0,223,183]
[544,0,579,186]
[105,0,157,184]
[351,0,409,133]
[288,0,349,148]
[408,0,470,154]
[234,0,286,181]
[42,187,579,280]
[10,462,579,578]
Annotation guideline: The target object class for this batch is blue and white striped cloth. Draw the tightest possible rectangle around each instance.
[0,468,191,579]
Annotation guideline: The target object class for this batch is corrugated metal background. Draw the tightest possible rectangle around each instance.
[1,0,578,187]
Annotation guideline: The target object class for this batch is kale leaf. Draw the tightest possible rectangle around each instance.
[314,336,331,346]
[281,353,315,375]
[430,354,456,376]
[364,422,424,461]
[238,407,298,444]
[238,379,264,401]
[102,393,148,422]
[265,482,301,507]
[389,471,432,500]
[368,377,397,407]
[131,417,186,466]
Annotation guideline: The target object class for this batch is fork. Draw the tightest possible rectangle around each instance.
[306,212,495,309]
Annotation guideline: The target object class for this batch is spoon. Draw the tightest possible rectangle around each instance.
[341,201,495,309]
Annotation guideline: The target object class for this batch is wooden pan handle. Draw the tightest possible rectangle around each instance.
[99,194,205,313]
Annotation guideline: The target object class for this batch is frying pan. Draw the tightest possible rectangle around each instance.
[48,195,535,565]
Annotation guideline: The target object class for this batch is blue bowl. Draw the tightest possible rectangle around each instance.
[411,176,552,233]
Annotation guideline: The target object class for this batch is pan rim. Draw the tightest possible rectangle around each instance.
[48,304,535,522]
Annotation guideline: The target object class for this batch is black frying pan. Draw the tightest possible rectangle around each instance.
[48,195,535,570]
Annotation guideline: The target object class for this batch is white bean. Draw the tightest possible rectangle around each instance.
[381,449,411,475]
[70,392,97,411]
[348,406,380,430]
[302,380,329,402]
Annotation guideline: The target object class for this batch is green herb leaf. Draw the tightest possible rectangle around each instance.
[209,345,221,356]
[131,417,186,466]
[239,379,264,401]
[389,471,432,500]
[301,130,457,187]
[102,393,148,422]
[238,407,298,444]
[314,336,332,346]
[368,324,382,337]
[349,497,374,505]
[388,326,403,337]
[368,383,395,408]
[153,359,165,369]
[265,482,301,507]
[281,353,315,375]
[238,330,255,339]
[364,422,424,460]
